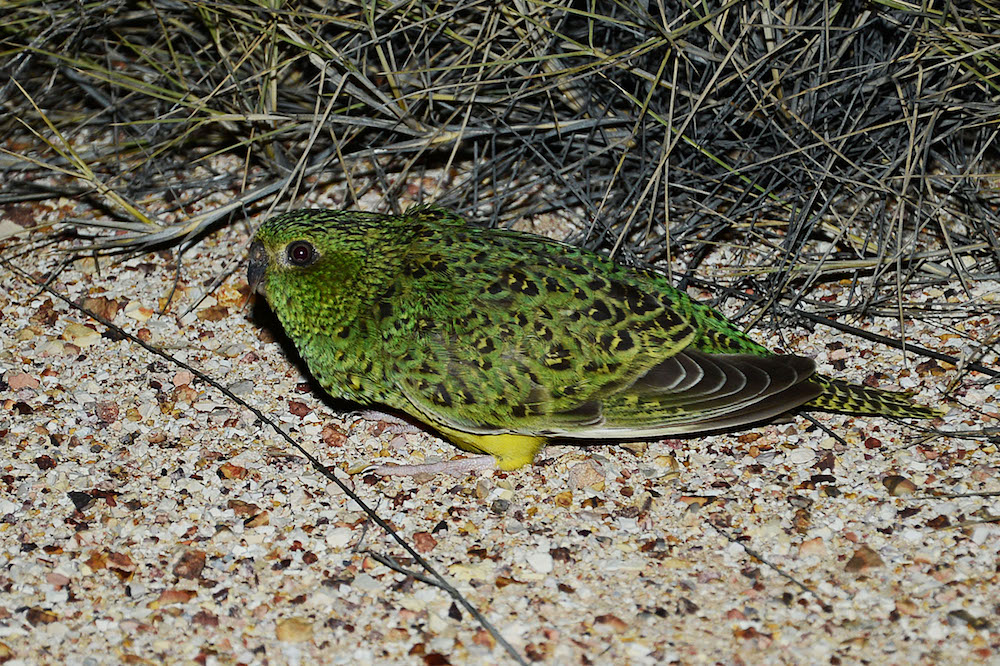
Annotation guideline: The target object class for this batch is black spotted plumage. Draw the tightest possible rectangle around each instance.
[248,206,944,470]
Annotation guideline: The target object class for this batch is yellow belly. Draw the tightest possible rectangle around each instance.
[436,425,547,471]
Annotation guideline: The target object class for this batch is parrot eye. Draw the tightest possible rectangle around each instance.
[286,241,317,266]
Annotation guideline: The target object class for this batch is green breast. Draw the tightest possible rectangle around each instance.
[287,317,398,407]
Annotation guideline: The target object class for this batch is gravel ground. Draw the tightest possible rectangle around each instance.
[1,198,997,665]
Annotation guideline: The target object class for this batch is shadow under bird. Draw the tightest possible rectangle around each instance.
[247,206,943,476]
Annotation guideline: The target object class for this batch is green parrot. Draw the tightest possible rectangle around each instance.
[247,206,942,475]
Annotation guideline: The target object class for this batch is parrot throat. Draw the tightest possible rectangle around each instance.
[272,266,392,341]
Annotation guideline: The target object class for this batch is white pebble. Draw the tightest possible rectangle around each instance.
[526,551,554,574]
[786,448,815,465]
[326,527,353,549]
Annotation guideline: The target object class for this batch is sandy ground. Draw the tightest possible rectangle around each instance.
[1,201,998,665]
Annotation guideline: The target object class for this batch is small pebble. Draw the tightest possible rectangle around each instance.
[526,551,553,574]
[275,617,314,643]
[884,475,917,497]
[845,545,884,573]
[568,461,604,490]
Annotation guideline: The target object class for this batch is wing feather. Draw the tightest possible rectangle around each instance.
[379,224,819,439]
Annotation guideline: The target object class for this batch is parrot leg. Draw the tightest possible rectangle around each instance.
[351,409,426,437]
[365,455,497,477]
[350,417,545,477]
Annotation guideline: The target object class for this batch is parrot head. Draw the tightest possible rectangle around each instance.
[247,209,411,329]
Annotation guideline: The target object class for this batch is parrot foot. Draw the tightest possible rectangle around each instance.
[351,409,426,437]
[362,455,497,478]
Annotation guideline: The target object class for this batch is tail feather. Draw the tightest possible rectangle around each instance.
[805,375,944,418]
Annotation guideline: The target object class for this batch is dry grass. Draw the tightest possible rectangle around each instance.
[2,0,998,333]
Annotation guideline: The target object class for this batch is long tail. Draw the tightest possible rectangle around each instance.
[804,375,944,418]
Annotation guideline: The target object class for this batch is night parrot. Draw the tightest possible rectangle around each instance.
[247,207,942,476]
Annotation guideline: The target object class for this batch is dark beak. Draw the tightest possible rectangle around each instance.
[247,240,269,297]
